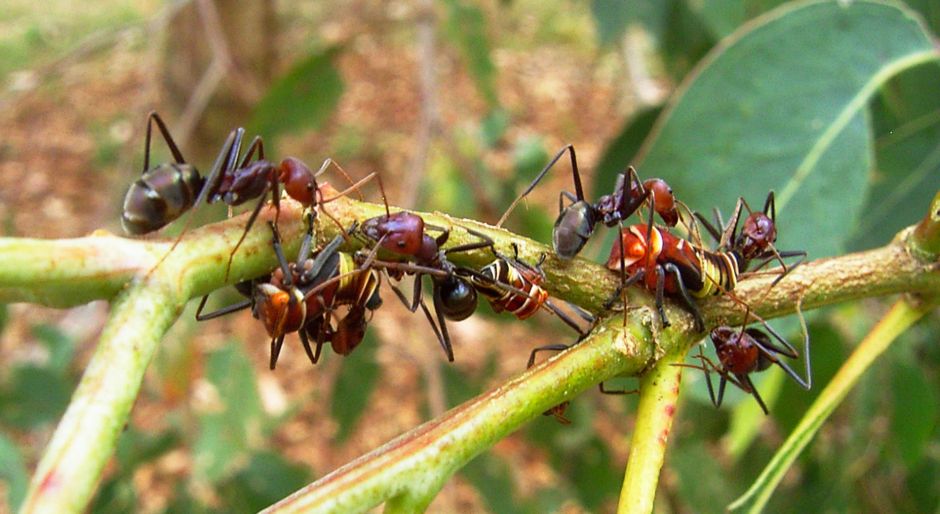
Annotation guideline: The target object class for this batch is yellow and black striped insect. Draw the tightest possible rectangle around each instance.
[606,191,805,331]
[463,246,591,335]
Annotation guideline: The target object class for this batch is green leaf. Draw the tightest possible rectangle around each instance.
[331,332,380,442]
[671,440,734,513]
[636,0,939,259]
[594,106,662,196]
[460,453,525,514]
[115,427,181,470]
[889,360,937,469]
[689,0,745,39]
[442,0,499,108]
[194,342,264,483]
[248,46,344,142]
[0,365,71,428]
[88,476,137,514]
[848,65,940,250]
[31,323,75,374]
[591,0,635,47]
[216,451,311,514]
[0,433,28,512]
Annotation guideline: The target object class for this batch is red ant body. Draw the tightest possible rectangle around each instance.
[686,308,812,414]
[196,218,382,369]
[497,144,682,259]
[356,207,493,361]
[121,112,327,278]
[606,191,805,331]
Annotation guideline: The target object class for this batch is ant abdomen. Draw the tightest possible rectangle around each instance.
[121,163,204,235]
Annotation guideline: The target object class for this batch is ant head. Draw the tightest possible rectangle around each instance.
[642,178,679,226]
[711,326,760,374]
[437,276,478,321]
[553,201,595,259]
[361,211,426,256]
[280,157,316,206]
[738,212,777,259]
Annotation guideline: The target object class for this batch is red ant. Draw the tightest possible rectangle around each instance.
[196,216,382,369]
[354,213,492,361]
[605,191,805,331]
[496,144,684,259]
[122,112,365,279]
[682,306,811,414]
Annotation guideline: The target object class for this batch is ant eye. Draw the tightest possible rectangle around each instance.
[397,241,406,248]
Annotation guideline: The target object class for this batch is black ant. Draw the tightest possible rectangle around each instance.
[497,144,684,259]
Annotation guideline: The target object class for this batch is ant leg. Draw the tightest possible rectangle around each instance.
[742,374,770,414]
[619,166,650,220]
[268,221,294,287]
[654,265,670,328]
[603,268,644,310]
[194,295,252,321]
[663,263,704,332]
[314,158,363,200]
[299,232,346,284]
[319,171,379,205]
[146,128,244,277]
[224,182,274,281]
[719,197,746,250]
[694,211,723,244]
[764,191,776,221]
[406,285,451,361]
[269,335,286,370]
[295,213,316,269]
[298,329,321,365]
[431,283,457,361]
[715,375,729,409]
[497,144,581,227]
[526,343,570,368]
[442,226,495,255]
[542,299,590,336]
[143,112,186,170]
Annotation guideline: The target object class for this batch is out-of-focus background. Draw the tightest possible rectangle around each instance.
[1,1,938,513]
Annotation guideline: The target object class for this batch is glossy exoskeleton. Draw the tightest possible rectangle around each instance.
[121,111,327,278]
[357,207,493,361]
[196,218,382,369]
[685,308,812,414]
[606,191,806,331]
[497,144,682,259]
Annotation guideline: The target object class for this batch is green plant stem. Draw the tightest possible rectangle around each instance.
[13,204,308,514]
[727,296,937,513]
[18,279,183,514]
[264,312,653,514]
[617,347,685,514]
[1,188,937,514]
